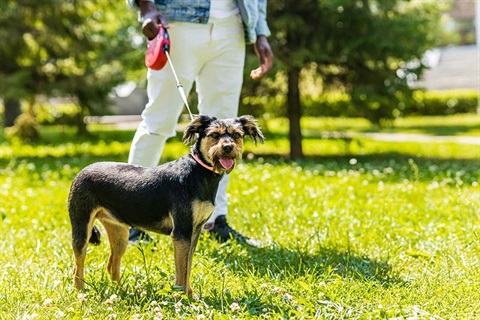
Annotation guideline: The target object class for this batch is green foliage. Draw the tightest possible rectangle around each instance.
[34,102,81,126]
[303,89,479,119]
[242,0,447,125]
[410,89,479,116]
[0,0,143,133]
[242,88,479,122]
[4,112,39,142]
[0,121,479,318]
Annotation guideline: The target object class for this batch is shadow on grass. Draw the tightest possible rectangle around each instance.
[214,242,402,286]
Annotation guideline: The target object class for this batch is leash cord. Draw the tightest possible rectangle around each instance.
[165,50,195,121]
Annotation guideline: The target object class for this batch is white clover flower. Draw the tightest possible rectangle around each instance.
[282,293,294,302]
[43,298,53,307]
[272,287,286,294]
[230,302,240,313]
[77,293,87,303]
[55,311,65,318]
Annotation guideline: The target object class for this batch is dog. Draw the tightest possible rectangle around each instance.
[68,114,264,295]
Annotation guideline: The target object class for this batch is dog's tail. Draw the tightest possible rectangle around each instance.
[89,225,101,245]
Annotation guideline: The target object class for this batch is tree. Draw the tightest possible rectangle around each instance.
[249,0,443,159]
[0,0,141,134]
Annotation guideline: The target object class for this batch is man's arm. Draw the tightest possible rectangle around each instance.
[250,0,273,80]
[250,35,273,80]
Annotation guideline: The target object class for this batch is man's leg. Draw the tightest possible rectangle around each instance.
[196,15,249,242]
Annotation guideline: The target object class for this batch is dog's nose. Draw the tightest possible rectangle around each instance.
[222,144,233,153]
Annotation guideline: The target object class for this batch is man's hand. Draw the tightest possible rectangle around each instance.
[250,35,273,80]
[139,1,169,40]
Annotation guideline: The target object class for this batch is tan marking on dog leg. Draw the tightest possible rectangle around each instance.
[73,247,87,290]
[72,209,98,290]
[185,225,204,295]
[97,208,129,284]
[171,201,214,295]
[172,238,191,295]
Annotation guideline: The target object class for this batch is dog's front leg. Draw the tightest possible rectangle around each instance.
[172,234,193,296]
[186,223,204,288]
[172,225,203,296]
[171,202,213,296]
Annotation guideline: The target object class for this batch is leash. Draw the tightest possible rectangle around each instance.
[165,50,195,121]
[164,49,210,169]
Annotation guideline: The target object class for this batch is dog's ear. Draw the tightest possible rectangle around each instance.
[182,114,216,145]
[237,115,265,145]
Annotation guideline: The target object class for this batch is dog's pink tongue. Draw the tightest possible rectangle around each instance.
[219,158,234,170]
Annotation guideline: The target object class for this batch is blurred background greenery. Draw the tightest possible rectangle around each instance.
[0,0,478,159]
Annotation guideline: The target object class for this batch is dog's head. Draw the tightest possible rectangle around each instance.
[183,114,264,174]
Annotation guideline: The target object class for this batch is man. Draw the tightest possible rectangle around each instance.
[127,0,273,243]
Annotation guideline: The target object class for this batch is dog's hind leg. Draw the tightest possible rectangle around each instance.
[70,212,97,290]
[98,210,129,285]
[72,244,88,290]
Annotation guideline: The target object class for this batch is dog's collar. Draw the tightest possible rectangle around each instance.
[191,152,217,173]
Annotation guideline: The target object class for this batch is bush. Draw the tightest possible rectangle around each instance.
[5,112,39,142]
[303,93,355,118]
[34,102,81,126]
[409,89,479,116]
[301,89,478,121]
[241,88,478,125]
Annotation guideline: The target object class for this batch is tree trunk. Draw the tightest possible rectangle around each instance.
[76,104,89,136]
[287,66,303,159]
[4,98,21,127]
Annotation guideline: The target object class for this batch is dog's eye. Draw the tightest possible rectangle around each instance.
[233,133,242,140]
[210,133,220,139]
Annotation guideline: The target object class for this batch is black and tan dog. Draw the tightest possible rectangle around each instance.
[68,114,264,295]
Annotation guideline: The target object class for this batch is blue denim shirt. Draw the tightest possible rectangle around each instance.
[127,0,271,44]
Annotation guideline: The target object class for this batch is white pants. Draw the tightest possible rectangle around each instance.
[128,15,246,223]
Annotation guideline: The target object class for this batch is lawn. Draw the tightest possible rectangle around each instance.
[0,114,479,319]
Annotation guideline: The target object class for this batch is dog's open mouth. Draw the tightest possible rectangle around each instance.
[219,158,235,170]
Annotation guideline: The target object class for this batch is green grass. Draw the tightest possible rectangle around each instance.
[0,115,479,319]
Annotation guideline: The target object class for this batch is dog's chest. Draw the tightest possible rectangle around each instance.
[191,200,215,227]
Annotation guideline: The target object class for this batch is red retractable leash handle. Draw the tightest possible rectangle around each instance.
[145,25,170,70]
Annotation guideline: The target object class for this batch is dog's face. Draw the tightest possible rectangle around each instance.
[183,115,264,174]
